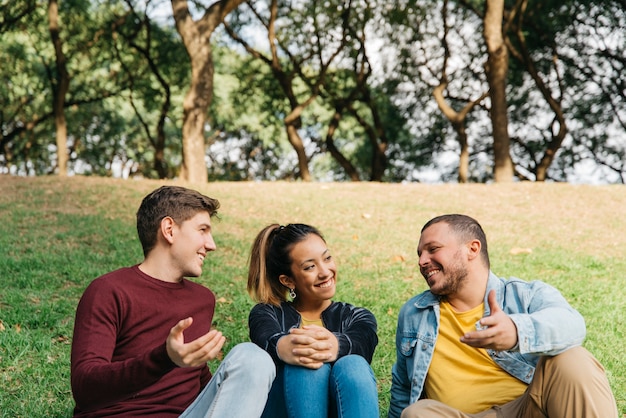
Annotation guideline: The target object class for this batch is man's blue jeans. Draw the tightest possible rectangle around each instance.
[261,354,379,418]
[180,342,276,418]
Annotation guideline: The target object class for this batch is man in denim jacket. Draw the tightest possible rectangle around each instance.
[389,214,618,418]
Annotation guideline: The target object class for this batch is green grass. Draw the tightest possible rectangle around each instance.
[1,176,625,417]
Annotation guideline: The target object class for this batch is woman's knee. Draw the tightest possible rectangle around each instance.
[331,355,376,385]
[284,362,331,384]
[335,354,368,367]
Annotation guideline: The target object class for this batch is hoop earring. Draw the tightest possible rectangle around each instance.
[289,288,296,299]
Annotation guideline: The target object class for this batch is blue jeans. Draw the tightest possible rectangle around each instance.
[261,354,379,418]
[180,342,276,418]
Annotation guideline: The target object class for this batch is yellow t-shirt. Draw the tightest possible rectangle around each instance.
[424,301,527,413]
[300,316,323,327]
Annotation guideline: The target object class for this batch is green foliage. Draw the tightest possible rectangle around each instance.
[1,0,625,182]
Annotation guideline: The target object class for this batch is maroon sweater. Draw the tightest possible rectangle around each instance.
[71,265,215,417]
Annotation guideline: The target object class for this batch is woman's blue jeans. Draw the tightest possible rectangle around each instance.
[261,354,379,418]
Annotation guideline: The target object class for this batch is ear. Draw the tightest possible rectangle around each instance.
[160,216,176,245]
[466,239,481,261]
[278,274,295,290]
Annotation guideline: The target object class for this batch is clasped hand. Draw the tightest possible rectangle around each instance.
[166,317,226,368]
[460,290,519,351]
[277,325,339,369]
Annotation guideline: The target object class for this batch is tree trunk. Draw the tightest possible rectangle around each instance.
[48,0,70,176]
[325,107,360,181]
[433,82,488,183]
[456,124,470,183]
[484,0,514,182]
[433,0,488,183]
[284,121,311,181]
[171,0,245,183]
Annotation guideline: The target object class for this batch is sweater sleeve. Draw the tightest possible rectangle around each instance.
[70,279,176,411]
[248,303,289,364]
[331,304,378,363]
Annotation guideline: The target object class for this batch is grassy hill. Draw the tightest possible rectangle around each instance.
[1,175,625,416]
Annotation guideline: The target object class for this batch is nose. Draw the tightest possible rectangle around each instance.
[418,251,428,267]
[318,262,334,278]
[205,233,217,252]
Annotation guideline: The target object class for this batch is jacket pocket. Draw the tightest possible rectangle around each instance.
[400,333,419,357]
[400,332,435,357]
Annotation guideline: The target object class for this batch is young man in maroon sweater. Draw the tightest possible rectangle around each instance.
[70,186,275,418]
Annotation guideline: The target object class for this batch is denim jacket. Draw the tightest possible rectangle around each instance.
[388,272,586,418]
[249,301,378,365]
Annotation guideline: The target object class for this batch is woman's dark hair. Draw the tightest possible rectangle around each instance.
[247,223,324,306]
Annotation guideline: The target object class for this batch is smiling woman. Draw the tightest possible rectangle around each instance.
[246,223,380,418]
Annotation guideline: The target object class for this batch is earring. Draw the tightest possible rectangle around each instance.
[289,288,296,299]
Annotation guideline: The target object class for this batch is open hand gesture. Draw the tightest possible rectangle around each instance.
[460,290,519,351]
[166,317,226,368]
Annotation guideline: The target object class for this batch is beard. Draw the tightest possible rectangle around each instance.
[428,251,469,297]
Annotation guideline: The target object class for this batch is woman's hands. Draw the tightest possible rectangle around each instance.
[276,325,339,369]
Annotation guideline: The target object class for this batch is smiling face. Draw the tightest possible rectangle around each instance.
[281,234,337,307]
[170,211,216,278]
[417,221,470,297]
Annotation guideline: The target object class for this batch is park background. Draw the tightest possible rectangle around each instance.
[2,0,625,184]
[1,176,625,416]
[3,0,626,415]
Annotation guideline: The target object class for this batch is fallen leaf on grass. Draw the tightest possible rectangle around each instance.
[54,335,71,344]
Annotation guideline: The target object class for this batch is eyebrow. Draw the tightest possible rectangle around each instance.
[298,248,330,267]
[417,240,440,254]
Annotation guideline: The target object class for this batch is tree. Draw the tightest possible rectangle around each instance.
[1,1,128,175]
[0,0,37,33]
[108,0,191,179]
[171,0,245,183]
[48,0,70,176]
[432,0,488,182]
[482,0,514,182]
[383,0,492,182]
[224,0,349,181]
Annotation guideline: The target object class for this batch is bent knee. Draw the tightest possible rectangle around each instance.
[544,346,604,380]
[401,399,448,418]
[331,355,375,384]
[231,343,275,376]
[334,354,369,369]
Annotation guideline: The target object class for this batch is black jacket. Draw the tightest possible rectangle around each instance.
[249,301,378,365]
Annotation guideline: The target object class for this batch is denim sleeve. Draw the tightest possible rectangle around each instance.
[388,311,414,418]
[507,280,586,355]
[389,359,412,418]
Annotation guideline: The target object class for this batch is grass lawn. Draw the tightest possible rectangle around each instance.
[1,175,625,417]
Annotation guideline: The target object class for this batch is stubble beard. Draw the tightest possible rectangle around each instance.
[430,251,468,297]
